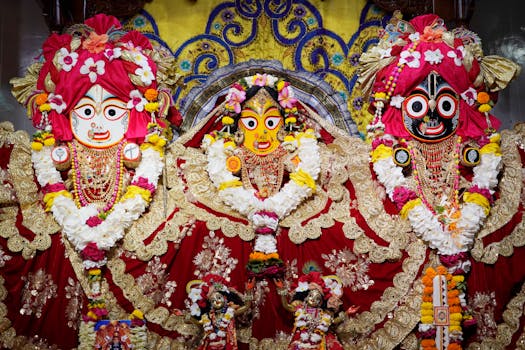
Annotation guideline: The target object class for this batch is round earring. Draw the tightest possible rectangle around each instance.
[234,130,244,145]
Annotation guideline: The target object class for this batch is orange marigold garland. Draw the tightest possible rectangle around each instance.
[419,258,471,350]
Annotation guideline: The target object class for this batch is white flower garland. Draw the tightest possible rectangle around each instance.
[31,144,164,252]
[201,307,235,341]
[371,137,502,255]
[204,130,320,225]
[295,307,332,344]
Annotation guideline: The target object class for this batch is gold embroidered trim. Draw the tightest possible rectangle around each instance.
[471,129,525,264]
[467,280,525,349]
[0,124,60,259]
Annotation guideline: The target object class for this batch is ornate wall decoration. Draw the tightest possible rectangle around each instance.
[122,0,390,136]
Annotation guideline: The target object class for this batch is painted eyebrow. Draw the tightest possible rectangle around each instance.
[84,90,116,102]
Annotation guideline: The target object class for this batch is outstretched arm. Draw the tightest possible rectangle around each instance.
[274,278,294,313]
[234,277,255,316]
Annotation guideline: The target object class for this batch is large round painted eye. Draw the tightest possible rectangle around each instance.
[104,105,128,121]
[72,104,96,120]
[240,117,258,130]
[403,94,428,119]
[265,116,282,130]
[436,94,458,119]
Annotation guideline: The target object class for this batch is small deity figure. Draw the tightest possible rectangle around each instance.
[185,274,254,350]
[275,272,358,350]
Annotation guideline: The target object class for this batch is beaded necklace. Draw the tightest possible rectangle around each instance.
[70,140,125,212]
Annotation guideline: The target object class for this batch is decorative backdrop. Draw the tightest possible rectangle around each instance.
[121,0,389,136]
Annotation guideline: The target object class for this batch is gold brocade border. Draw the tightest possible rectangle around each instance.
[0,124,60,259]
[471,129,525,264]
[467,280,525,350]
[477,129,523,239]
[336,240,426,350]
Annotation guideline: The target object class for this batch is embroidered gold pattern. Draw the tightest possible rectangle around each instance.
[136,256,178,307]
[193,230,238,281]
[469,291,497,340]
[321,249,375,291]
[20,269,58,318]
[64,277,84,330]
[0,246,12,268]
[0,124,60,259]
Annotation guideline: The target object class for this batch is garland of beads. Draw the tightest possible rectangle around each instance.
[70,140,125,213]
[408,136,462,216]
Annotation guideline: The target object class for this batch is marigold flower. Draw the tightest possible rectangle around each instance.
[447,343,462,350]
[35,93,48,106]
[31,141,43,151]
[131,309,144,319]
[222,116,234,125]
[226,155,241,173]
[144,88,158,101]
[436,265,448,275]
[478,103,492,113]
[39,103,52,112]
[420,339,436,347]
[285,116,297,124]
[452,275,465,283]
[145,102,159,113]
[477,91,490,104]
[43,137,55,147]
[423,287,433,295]
[420,315,434,324]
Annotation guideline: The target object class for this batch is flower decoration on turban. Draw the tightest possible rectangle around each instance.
[293,272,343,310]
[185,274,241,317]
[358,11,520,140]
[10,13,180,142]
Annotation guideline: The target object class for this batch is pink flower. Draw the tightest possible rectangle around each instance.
[468,185,494,204]
[42,182,67,195]
[253,73,269,86]
[127,90,147,112]
[226,86,246,114]
[86,216,103,227]
[392,187,417,209]
[48,93,67,114]
[371,138,393,150]
[131,176,156,193]
[278,85,297,109]
[81,242,106,261]
[438,252,468,268]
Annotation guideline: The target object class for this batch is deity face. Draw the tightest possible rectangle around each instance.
[305,289,323,308]
[210,292,226,310]
[239,88,283,155]
[70,84,129,148]
[402,72,459,143]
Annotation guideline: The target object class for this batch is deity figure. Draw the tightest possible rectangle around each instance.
[2,13,177,348]
[358,12,524,349]
[185,274,253,350]
[275,273,358,350]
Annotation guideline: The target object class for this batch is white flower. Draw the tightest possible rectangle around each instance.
[135,66,154,86]
[296,281,309,292]
[131,52,149,68]
[127,90,147,112]
[408,32,420,42]
[104,47,122,61]
[390,95,405,108]
[424,49,444,65]
[190,302,201,316]
[79,57,105,83]
[57,48,78,72]
[460,87,478,106]
[48,93,67,114]
[254,234,277,254]
[189,288,202,302]
[447,46,466,66]
[399,50,421,68]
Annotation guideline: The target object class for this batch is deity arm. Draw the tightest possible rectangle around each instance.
[273,278,294,312]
